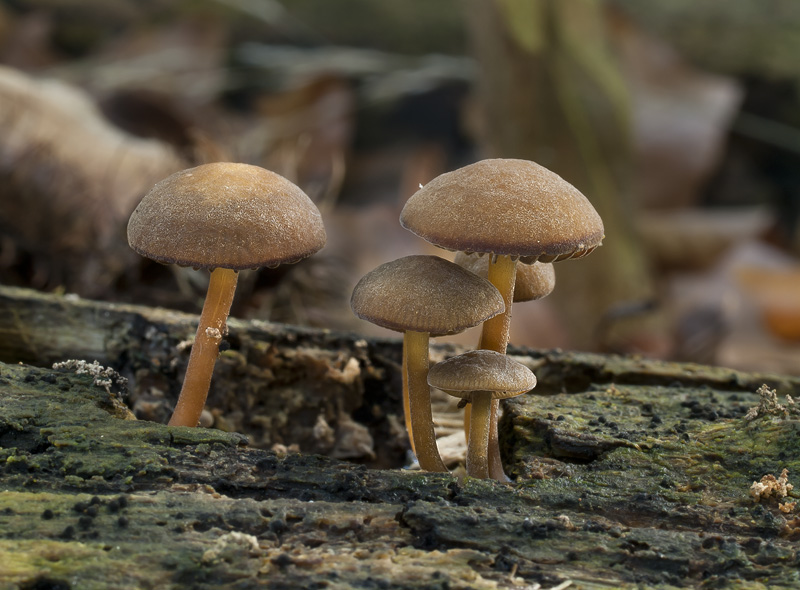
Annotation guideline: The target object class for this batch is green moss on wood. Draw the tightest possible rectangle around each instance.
[2,286,800,588]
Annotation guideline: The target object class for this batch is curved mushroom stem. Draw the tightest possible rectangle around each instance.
[402,341,415,454]
[486,399,507,481]
[466,391,492,479]
[478,254,517,482]
[405,330,447,472]
[169,267,239,427]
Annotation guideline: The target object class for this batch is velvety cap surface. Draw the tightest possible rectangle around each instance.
[128,162,326,270]
[427,349,536,399]
[350,255,505,336]
[454,252,556,302]
[400,159,603,262]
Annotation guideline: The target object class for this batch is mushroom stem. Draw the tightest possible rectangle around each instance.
[402,341,415,454]
[486,398,508,481]
[169,267,239,427]
[478,254,517,482]
[466,391,492,479]
[405,330,447,472]
[480,255,517,353]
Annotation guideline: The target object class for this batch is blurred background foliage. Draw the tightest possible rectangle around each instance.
[2,0,800,375]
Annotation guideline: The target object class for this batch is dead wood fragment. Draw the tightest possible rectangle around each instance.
[2,284,800,587]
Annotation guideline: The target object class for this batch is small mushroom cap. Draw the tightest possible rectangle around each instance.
[427,349,536,400]
[350,255,505,336]
[128,162,326,270]
[454,252,555,302]
[400,159,603,263]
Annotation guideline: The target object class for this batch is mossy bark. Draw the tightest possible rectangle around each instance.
[1,285,800,589]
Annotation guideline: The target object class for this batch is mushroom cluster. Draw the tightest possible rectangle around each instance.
[350,255,505,471]
[128,162,326,427]
[427,349,536,479]
[126,157,601,483]
[352,158,603,480]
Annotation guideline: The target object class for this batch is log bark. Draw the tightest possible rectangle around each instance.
[1,285,799,589]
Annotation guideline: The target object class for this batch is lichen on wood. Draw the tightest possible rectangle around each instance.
[1,286,800,588]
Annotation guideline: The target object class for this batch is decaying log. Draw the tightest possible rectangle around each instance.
[1,285,800,589]
[0,285,408,468]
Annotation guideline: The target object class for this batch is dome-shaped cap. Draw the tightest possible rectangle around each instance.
[350,255,505,337]
[454,252,556,303]
[427,349,536,400]
[400,159,603,263]
[128,162,326,270]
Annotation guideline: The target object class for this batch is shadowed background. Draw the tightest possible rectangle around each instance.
[1,0,800,376]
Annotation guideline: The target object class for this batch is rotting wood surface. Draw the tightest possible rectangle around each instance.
[1,285,799,589]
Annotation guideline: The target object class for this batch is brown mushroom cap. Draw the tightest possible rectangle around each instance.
[427,349,536,400]
[400,159,603,263]
[454,252,556,302]
[128,162,326,270]
[350,255,505,336]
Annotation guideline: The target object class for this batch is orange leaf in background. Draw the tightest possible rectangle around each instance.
[738,267,800,341]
